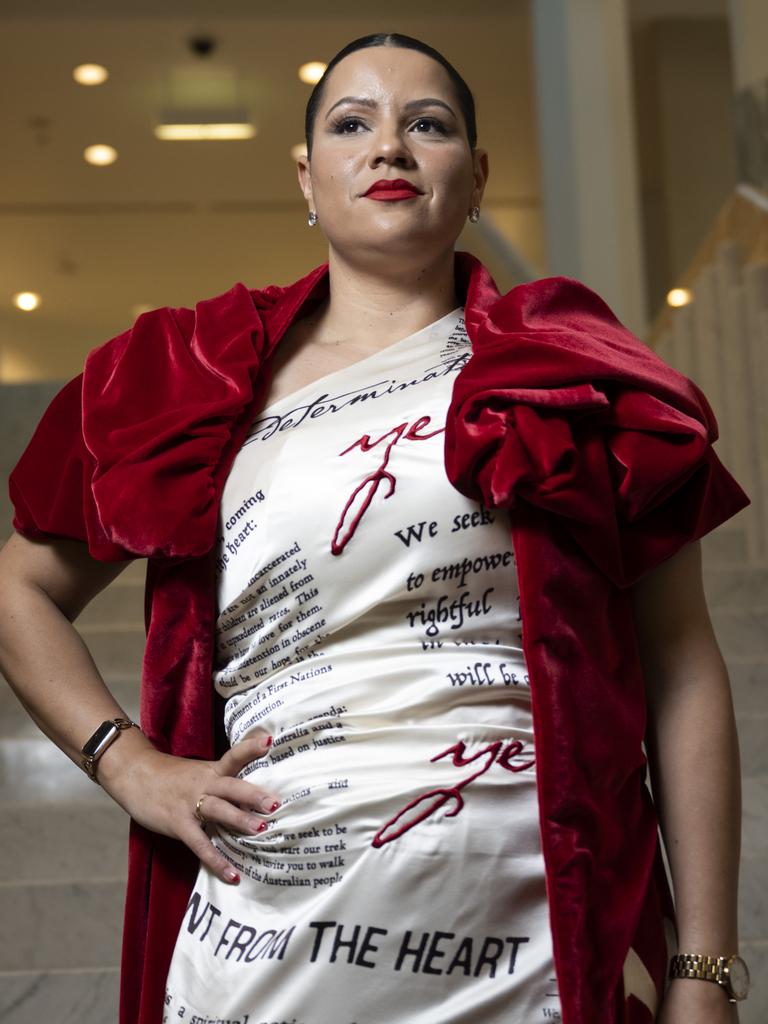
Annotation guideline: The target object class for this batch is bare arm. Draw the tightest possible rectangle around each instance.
[0,530,279,884]
[631,539,741,1020]
[0,530,146,769]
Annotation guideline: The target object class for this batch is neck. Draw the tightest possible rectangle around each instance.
[308,247,461,348]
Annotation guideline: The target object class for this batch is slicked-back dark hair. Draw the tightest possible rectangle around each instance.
[304,32,478,160]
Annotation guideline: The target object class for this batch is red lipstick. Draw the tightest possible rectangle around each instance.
[363,178,422,201]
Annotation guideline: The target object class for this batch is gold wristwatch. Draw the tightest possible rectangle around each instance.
[669,952,750,1003]
[80,716,140,783]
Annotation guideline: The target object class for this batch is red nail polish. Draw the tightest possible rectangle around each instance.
[225,869,240,883]
[257,820,268,833]
[265,735,273,748]
[269,801,280,812]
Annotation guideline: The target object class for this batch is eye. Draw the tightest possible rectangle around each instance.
[330,115,448,135]
[411,117,447,134]
[331,116,365,134]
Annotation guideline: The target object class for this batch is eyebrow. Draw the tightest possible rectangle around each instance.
[324,96,457,120]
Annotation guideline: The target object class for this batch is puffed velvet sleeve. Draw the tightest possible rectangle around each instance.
[8,372,135,561]
[444,276,751,588]
[9,280,269,564]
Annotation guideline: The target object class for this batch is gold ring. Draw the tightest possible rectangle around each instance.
[194,794,208,825]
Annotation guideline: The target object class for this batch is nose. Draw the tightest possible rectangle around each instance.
[367,121,416,170]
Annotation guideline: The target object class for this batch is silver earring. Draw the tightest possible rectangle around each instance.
[308,209,318,227]
[469,206,480,223]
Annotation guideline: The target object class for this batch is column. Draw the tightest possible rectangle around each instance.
[531,0,647,334]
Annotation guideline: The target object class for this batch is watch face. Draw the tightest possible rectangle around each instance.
[82,721,119,758]
[726,957,750,1000]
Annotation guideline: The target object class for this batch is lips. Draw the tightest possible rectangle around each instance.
[363,178,422,199]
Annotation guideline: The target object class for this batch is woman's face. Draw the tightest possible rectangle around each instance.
[297,46,488,266]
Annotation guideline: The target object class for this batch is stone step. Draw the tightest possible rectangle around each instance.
[0,840,761,971]
[703,564,768,608]
[2,645,760,746]
[743,774,768,857]
[710,606,768,657]
[2,706,765,799]
[739,854,768,941]
[701,524,748,563]
[0,803,128,883]
[1,777,764,890]
[727,656,768,714]
[2,657,761,727]
[0,522,757,590]
[3,659,759,711]
[72,563,768,626]
[74,580,145,629]
[14,603,768,682]
[0,879,124,971]
[0,678,140,739]
[0,968,120,1024]
[73,625,145,678]
[738,940,768,1024]
[0,617,145,682]
[0,738,115,804]
[1,953,764,1024]
[736,714,768,777]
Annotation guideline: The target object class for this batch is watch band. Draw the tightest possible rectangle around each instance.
[669,952,750,1003]
[80,716,140,783]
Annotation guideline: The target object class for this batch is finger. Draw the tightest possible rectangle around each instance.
[196,793,271,837]
[217,733,272,776]
[211,775,281,815]
[243,727,272,747]
[181,818,243,884]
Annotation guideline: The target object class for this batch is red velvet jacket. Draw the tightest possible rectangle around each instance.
[8,251,750,1024]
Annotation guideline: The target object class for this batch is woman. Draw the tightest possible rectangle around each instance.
[0,32,751,1024]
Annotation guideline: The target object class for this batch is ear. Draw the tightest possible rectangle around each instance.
[297,154,314,207]
[471,147,489,207]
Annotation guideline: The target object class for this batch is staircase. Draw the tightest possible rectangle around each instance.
[0,559,142,1021]
[701,522,768,1024]
[0,388,766,1022]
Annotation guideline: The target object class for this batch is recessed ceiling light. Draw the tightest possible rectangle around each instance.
[73,63,109,86]
[13,291,42,311]
[155,122,256,141]
[298,61,326,85]
[154,108,256,141]
[84,144,118,165]
[667,287,693,308]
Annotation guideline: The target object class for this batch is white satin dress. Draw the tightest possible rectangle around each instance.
[162,306,563,1023]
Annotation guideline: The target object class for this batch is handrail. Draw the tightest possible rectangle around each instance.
[650,185,768,561]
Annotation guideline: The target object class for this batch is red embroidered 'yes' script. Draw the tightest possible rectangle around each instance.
[331,415,444,555]
[372,739,536,847]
